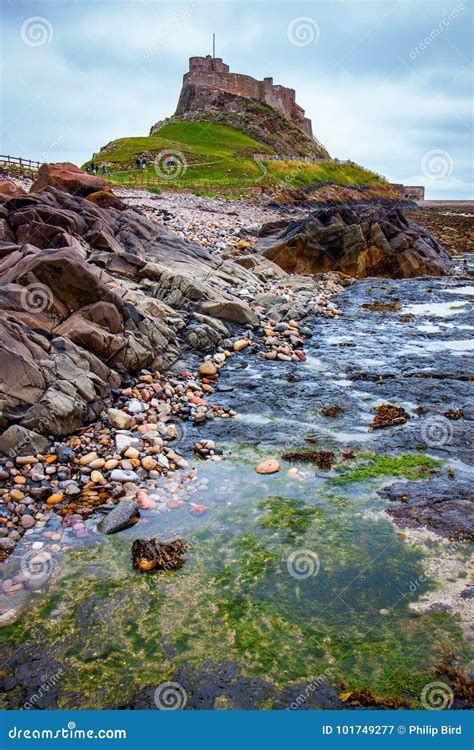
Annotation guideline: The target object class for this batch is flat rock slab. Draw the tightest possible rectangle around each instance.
[379,478,474,541]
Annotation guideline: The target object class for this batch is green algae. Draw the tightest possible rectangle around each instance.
[332,452,441,485]
[2,455,470,709]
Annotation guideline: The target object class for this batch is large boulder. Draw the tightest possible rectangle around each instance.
[0,181,27,202]
[0,425,50,457]
[200,300,259,327]
[257,204,452,278]
[31,162,106,197]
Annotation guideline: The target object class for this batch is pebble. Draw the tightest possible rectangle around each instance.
[256,459,280,475]
[109,469,140,483]
[20,515,35,529]
[198,361,217,377]
[233,339,250,352]
[46,493,63,506]
[79,452,98,466]
[107,408,132,429]
[0,609,20,628]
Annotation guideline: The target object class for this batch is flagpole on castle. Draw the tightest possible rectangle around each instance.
[212,33,215,58]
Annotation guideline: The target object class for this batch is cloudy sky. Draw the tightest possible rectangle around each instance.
[1,0,472,198]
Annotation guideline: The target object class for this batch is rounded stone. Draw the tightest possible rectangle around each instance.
[256,459,280,475]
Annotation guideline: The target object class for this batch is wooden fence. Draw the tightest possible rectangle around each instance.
[105,172,268,193]
[0,155,42,170]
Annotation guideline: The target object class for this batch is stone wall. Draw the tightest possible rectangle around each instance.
[181,56,313,137]
[392,183,425,201]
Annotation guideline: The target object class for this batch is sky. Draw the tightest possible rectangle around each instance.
[1,0,472,198]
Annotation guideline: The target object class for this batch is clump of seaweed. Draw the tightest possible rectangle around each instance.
[361,300,402,313]
[282,449,335,470]
[320,405,344,418]
[370,403,409,429]
[339,686,409,709]
[132,538,188,573]
[444,408,464,420]
[434,650,474,704]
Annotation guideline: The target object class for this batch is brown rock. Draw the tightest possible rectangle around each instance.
[256,459,280,474]
[258,204,452,278]
[86,189,126,210]
[0,181,27,202]
[233,339,250,352]
[198,361,217,377]
[31,162,106,197]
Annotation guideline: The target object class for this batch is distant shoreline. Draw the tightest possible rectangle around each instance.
[417,199,474,210]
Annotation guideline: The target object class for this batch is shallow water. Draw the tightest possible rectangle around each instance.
[1,272,473,710]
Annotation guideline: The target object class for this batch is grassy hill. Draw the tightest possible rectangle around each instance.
[85,120,390,195]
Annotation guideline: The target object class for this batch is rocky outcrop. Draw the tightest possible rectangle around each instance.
[151,94,329,161]
[257,204,452,278]
[0,172,329,439]
[31,162,106,197]
[380,479,473,541]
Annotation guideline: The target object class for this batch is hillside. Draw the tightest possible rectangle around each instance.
[87,120,391,195]
[153,93,329,161]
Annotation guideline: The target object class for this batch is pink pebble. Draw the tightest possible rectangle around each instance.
[189,504,208,516]
[137,490,156,510]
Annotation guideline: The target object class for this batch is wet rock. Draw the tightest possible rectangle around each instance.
[201,300,259,327]
[0,426,50,457]
[380,479,474,541]
[108,469,140,483]
[0,609,20,627]
[0,538,16,551]
[256,459,280,474]
[258,204,452,278]
[198,360,217,377]
[107,408,132,430]
[97,499,139,534]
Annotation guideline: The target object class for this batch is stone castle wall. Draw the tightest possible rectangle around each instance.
[182,56,313,138]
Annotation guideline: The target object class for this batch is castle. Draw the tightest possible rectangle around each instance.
[176,56,314,138]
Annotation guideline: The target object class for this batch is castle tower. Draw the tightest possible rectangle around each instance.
[178,55,314,138]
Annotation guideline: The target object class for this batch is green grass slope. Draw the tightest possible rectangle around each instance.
[85,120,390,194]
